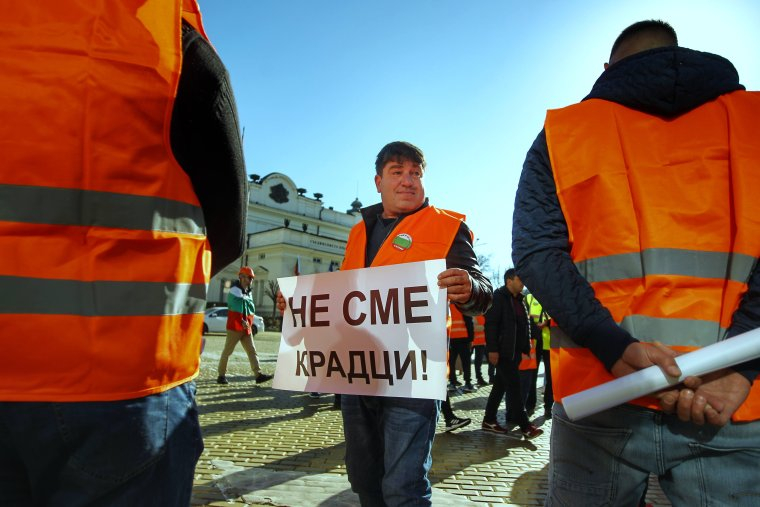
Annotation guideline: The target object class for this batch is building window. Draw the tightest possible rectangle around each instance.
[313,257,322,264]
[259,253,266,259]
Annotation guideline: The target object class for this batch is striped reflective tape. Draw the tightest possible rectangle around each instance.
[619,315,726,347]
[575,248,757,284]
[0,276,206,316]
[549,316,725,349]
[0,184,205,235]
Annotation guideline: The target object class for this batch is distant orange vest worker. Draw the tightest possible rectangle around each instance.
[545,91,760,421]
[519,339,538,371]
[0,0,212,402]
[472,315,486,347]
[449,303,470,339]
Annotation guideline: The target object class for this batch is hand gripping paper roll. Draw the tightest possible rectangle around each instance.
[562,327,760,421]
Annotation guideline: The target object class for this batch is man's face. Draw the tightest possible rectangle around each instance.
[374,158,425,218]
[239,274,252,288]
[506,275,524,295]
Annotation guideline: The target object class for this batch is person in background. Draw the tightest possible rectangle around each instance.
[448,303,476,392]
[0,2,247,503]
[525,292,553,418]
[217,267,273,385]
[513,328,539,420]
[334,141,491,506]
[513,19,760,504]
[471,314,491,386]
[482,269,543,439]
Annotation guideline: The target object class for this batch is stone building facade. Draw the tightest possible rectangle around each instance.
[208,172,362,317]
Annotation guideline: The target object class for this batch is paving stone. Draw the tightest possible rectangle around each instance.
[192,332,672,507]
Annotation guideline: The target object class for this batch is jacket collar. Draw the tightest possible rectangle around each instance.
[359,198,430,230]
[584,46,743,118]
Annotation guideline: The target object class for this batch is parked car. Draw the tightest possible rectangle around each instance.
[203,307,265,335]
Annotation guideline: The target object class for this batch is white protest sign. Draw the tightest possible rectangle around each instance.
[272,259,448,400]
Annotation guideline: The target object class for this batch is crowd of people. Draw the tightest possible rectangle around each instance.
[3,3,759,506]
[444,287,551,440]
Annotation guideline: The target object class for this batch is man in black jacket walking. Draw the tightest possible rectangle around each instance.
[481,269,543,439]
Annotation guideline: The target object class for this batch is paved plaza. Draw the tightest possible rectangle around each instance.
[191,331,670,507]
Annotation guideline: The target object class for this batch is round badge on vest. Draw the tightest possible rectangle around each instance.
[392,233,412,251]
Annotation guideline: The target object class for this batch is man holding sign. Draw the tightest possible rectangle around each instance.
[513,20,760,506]
[334,141,491,506]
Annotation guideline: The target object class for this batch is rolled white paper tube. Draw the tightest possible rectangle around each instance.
[562,327,760,421]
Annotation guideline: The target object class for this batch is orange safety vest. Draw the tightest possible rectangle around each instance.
[342,206,465,270]
[519,339,538,371]
[342,205,465,352]
[0,1,212,402]
[545,91,760,421]
[472,315,486,346]
[449,303,470,339]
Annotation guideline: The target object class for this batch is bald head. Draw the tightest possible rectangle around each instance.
[608,20,678,66]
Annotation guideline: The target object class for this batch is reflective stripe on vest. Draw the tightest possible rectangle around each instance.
[545,92,760,421]
[0,1,211,402]
[449,303,469,339]
[472,314,486,346]
[0,185,206,235]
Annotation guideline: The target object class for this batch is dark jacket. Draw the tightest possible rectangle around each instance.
[361,199,492,316]
[512,46,760,379]
[484,286,530,359]
[171,22,247,276]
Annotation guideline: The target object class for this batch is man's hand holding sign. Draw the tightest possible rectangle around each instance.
[438,268,473,304]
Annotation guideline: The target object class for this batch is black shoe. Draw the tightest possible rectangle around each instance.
[476,378,488,387]
[216,375,228,385]
[255,373,274,384]
[445,417,471,432]
[462,383,477,393]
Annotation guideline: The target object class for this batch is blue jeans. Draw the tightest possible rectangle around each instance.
[0,382,203,506]
[547,402,760,506]
[341,395,440,506]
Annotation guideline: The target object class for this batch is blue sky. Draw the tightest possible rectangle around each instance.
[197,0,760,279]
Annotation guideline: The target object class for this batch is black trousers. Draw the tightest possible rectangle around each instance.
[484,354,529,430]
[473,345,494,381]
[448,339,472,383]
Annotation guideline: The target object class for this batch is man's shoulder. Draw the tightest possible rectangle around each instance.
[432,206,466,222]
[494,286,509,297]
[496,288,517,308]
